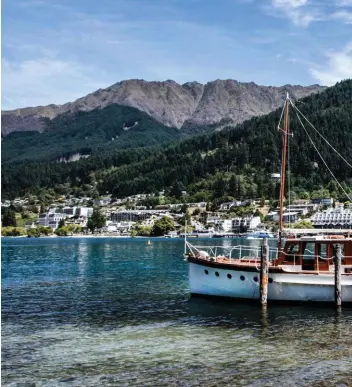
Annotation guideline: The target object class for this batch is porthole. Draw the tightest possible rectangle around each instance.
[204,269,209,275]
[215,272,220,277]
[253,276,258,282]
[227,274,232,279]
[268,278,273,284]
[240,275,245,281]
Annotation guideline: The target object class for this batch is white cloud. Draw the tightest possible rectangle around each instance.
[272,0,307,8]
[2,1,251,109]
[270,0,322,26]
[337,0,352,6]
[2,59,110,109]
[332,10,352,23]
[309,42,352,85]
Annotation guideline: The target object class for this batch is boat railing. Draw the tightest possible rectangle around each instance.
[185,242,278,263]
[186,241,352,268]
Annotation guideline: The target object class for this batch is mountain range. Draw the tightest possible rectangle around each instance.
[1,79,325,136]
[2,79,351,200]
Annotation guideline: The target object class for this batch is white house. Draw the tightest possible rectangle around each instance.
[266,212,298,224]
[219,219,233,232]
[76,207,93,218]
[286,204,317,216]
[232,216,261,231]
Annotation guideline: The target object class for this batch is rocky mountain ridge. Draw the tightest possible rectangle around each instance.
[1,79,325,135]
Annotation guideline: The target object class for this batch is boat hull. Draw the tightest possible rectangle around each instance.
[188,261,352,303]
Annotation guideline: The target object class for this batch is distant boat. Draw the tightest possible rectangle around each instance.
[196,230,215,238]
[164,231,178,238]
[246,231,275,240]
[184,93,352,304]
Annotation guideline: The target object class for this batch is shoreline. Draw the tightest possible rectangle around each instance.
[1,234,133,238]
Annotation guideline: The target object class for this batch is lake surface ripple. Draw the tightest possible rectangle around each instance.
[2,237,352,386]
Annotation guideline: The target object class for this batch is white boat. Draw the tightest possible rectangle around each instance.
[186,236,352,303]
[196,230,215,238]
[164,231,178,238]
[185,94,352,304]
[246,231,275,239]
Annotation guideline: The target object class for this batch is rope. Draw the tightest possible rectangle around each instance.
[287,119,291,228]
[277,98,286,131]
[293,110,352,201]
[290,100,352,169]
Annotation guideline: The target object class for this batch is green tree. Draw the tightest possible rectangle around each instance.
[55,226,68,236]
[30,205,39,214]
[2,226,26,236]
[181,208,191,227]
[58,218,66,228]
[133,224,152,236]
[2,209,17,227]
[152,216,175,236]
[87,207,106,233]
[39,203,48,213]
[170,181,185,198]
[27,228,41,237]
[38,226,53,235]
[293,220,313,229]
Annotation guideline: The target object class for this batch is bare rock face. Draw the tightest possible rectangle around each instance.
[1,79,325,135]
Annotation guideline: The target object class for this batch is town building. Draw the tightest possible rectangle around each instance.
[38,206,94,230]
[267,212,299,223]
[311,208,352,229]
[110,210,169,222]
[311,198,334,207]
[285,204,317,216]
[232,216,261,231]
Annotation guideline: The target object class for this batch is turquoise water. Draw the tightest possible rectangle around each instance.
[2,237,352,386]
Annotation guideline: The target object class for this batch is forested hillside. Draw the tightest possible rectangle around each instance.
[2,80,351,201]
[2,104,181,164]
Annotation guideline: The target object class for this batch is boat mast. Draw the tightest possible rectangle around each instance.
[278,93,289,253]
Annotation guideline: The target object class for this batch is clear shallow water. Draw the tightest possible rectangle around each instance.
[2,237,352,387]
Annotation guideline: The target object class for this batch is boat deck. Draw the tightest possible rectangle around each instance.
[188,255,352,275]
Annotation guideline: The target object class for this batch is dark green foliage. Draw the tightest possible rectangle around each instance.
[87,207,106,233]
[152,216,175,236]
[2,104,182,164]
[27,226,52,237]
[2,80,352,200]
[2,227,26,236]
[2,209,17,227]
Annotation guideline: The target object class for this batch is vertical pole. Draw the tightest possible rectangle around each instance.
[184,220,187,256]
[334,244,342,307]
[260,238,269,305]
[278,95,289,255]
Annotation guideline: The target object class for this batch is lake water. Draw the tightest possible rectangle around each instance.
[2,237,352,386]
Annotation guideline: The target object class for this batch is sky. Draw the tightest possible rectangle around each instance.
[2,0,352,110]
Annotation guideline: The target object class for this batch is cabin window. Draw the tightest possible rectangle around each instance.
[301,243,315,270]
[240,275,245,281]
[215,272,220,277]
[268,278,273,284]
[204,269,209,275]
[285,243,300,263]
[253,276,258,282]
[227,274,232,279]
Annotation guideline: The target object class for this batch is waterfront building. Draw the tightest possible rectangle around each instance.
[110,210,170,222]
[285,204,317,216]
[311,208,352,228]
[232,216,261,231]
